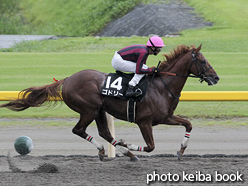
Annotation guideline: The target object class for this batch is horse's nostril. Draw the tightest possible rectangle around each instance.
[215,76,220,81]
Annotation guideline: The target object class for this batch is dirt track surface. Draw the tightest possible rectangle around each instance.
[1,125,248,185]
[1,155,247,186]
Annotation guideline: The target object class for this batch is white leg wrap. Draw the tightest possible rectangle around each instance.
[91,139,104,150]
[111,139,118,146]
[86,135,103,150]
[127,144,144,151]
[181,132,190,148]
[181,137,189,148]
[115,145,129,155]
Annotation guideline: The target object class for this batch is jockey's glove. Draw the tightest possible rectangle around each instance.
[152,68,160,74]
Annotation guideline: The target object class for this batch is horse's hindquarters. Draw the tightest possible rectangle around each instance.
[62,70,107,114]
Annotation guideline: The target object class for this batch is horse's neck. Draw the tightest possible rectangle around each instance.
[158,53,192,96]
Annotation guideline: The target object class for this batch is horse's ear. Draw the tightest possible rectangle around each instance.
[195,44,202,53]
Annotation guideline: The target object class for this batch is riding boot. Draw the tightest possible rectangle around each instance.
[126,85,142,97]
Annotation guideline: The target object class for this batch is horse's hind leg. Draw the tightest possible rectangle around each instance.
[164,115,192,160]
[95,108,140,162]
[72,114,105,159]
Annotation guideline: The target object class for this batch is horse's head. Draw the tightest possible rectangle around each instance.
[188,44,219,85]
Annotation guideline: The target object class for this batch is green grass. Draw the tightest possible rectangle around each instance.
[1,0,248,52]
[175,101,248,118]
[1,117,248,128]
[0,101,247,119]
[0,103,79,118]
[0,0,141,36]
[183,0,248,29]
[2,34,248,53]
[1,0,248,53]
[183,52,248,91]
[1,52,247,91]
[0,51,247,119]
[0,52,115,90]
[0,0,248,120]
[0,118,79,128]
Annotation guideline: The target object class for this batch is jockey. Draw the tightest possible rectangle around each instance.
[111,36,165,97]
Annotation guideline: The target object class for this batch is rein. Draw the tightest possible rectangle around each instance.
[157,50,212,98]
[150,61,180,98]
[158,75,180,99]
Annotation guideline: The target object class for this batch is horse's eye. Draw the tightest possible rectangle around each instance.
[202,60,206,64]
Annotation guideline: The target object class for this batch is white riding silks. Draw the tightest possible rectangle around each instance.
[129,73,146,87]
[111,51,148,86]
[111,52,136,72]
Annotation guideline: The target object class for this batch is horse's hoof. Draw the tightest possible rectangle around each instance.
[98,148,105,161]
[98,153,105,161]
[130,156,140,162]
[116,139,125,146]
[177,151,183,160]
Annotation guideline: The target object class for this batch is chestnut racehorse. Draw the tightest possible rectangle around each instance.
[0,44,219,161]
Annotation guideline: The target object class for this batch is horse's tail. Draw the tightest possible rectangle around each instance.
[0,78,66,111]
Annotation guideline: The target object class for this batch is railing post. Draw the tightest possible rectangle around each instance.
[106,112,115,157]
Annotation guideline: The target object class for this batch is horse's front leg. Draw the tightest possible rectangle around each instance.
[135,123,155,152]
[117,123,155,153]
[164,115,192,160]
[114,139,146,152]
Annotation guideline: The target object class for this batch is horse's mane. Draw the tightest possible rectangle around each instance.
[159,45,196,71]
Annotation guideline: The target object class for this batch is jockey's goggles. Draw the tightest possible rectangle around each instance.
[156,47,162,52]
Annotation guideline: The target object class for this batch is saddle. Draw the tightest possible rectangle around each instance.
[101,71,148,123]
[101,71,147,101]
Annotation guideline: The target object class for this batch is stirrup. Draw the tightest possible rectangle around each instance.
[126,86,142,97]
[126,91,139,97]
[134,88,142,97]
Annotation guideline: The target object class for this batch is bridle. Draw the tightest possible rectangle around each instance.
[156,49,213,98]
[160,49,213,81]
[187,50,213,83]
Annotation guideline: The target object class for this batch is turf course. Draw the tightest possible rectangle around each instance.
[0,0,248,120]
[1,52,247,91]
[0,51,247,119]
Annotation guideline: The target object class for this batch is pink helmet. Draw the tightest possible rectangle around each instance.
[147,36,165,47]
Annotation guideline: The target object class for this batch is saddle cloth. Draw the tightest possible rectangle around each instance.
[101,71,147,102]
